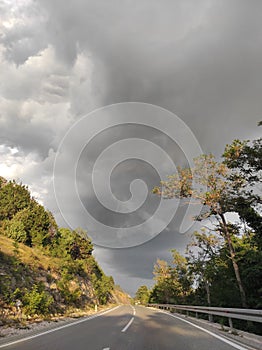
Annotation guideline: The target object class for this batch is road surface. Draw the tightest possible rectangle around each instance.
[0,305,256,350]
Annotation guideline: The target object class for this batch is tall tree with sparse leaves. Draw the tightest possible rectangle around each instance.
[153,154,249,307]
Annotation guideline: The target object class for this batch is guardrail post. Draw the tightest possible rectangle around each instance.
[196,312,199,319]
[228,317,233,331]
[208,314,213,323]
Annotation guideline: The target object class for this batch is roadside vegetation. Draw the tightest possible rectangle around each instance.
[136,131,262,334]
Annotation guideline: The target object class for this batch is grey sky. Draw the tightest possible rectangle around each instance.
[0,0,261,295]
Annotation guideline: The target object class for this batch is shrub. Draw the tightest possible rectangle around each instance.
[6,220,27,243]
[23,284,54,316]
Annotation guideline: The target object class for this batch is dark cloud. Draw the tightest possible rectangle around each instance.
[38,0,262,150]
[94,226,193,296]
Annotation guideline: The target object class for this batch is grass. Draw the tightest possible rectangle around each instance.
[0,235,61,272]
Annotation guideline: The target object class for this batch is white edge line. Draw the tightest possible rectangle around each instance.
[121,317,134,333]
[132,306,136,316]
[160,310,251,350]
[0,306,120,349]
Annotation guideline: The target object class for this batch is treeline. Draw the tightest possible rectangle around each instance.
[0,177,115,320]
[136,133,261,322]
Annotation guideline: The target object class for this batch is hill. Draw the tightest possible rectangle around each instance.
[0,177,129,327]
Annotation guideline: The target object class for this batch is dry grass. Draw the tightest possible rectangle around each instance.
[0,235,61,271]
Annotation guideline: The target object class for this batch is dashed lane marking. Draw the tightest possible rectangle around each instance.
[121,317,134,333]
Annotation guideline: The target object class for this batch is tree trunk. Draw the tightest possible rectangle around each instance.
[219,213,248,308]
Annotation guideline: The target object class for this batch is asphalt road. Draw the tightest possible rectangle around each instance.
[0,305,255,350]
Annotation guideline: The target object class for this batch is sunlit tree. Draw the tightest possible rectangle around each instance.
[153,154,248,307]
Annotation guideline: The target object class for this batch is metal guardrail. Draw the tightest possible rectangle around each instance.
[148,304,262,329]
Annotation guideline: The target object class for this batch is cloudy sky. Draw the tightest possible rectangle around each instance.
[1,0,261,295]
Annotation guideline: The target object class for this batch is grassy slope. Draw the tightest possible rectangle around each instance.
[0,235,61,270]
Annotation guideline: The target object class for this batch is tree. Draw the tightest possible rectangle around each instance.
[92,274,114,305]
[152,259,174,303]
[223,138,262,248]
[0,181,31,221]
[153,154,249,307]
[52,227,93,260]
[70,228,93,260]
[151,252,191,304]
[3,202,54,247]
[135,285,150,305]
[171,249,192,301]
[232,236,262,308]
[186,229,222,311]
[29,201,52,246]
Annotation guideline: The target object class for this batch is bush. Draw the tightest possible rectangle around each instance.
[6,220,27,243]
[57,276,82,305]
[23,284,54,316]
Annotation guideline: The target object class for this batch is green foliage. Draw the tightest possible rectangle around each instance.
[186,229,222,305]
[6,219,27,243]
[148,230,261,311]
[92,274,114,305]
[223,138,261,183]
[0,181,31,221]
[151,251,192,305]
[29,202,52,246]
[57,271,82,305]
[23,284,54,315]
[50,228,93,260]
[223,137,262,248]
[0,180,58,247]
[12,287,23,300]
[69,228,93,260]
[135,285,150,305]
[233,237,262,308]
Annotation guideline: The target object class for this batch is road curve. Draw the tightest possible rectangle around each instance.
[0,305,256,350]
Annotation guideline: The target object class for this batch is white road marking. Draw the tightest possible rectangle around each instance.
[0,306,120,349]
[160,310,251,350]
[103,348,110,350]
[121,317,134,333]
[120,305,136,333]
